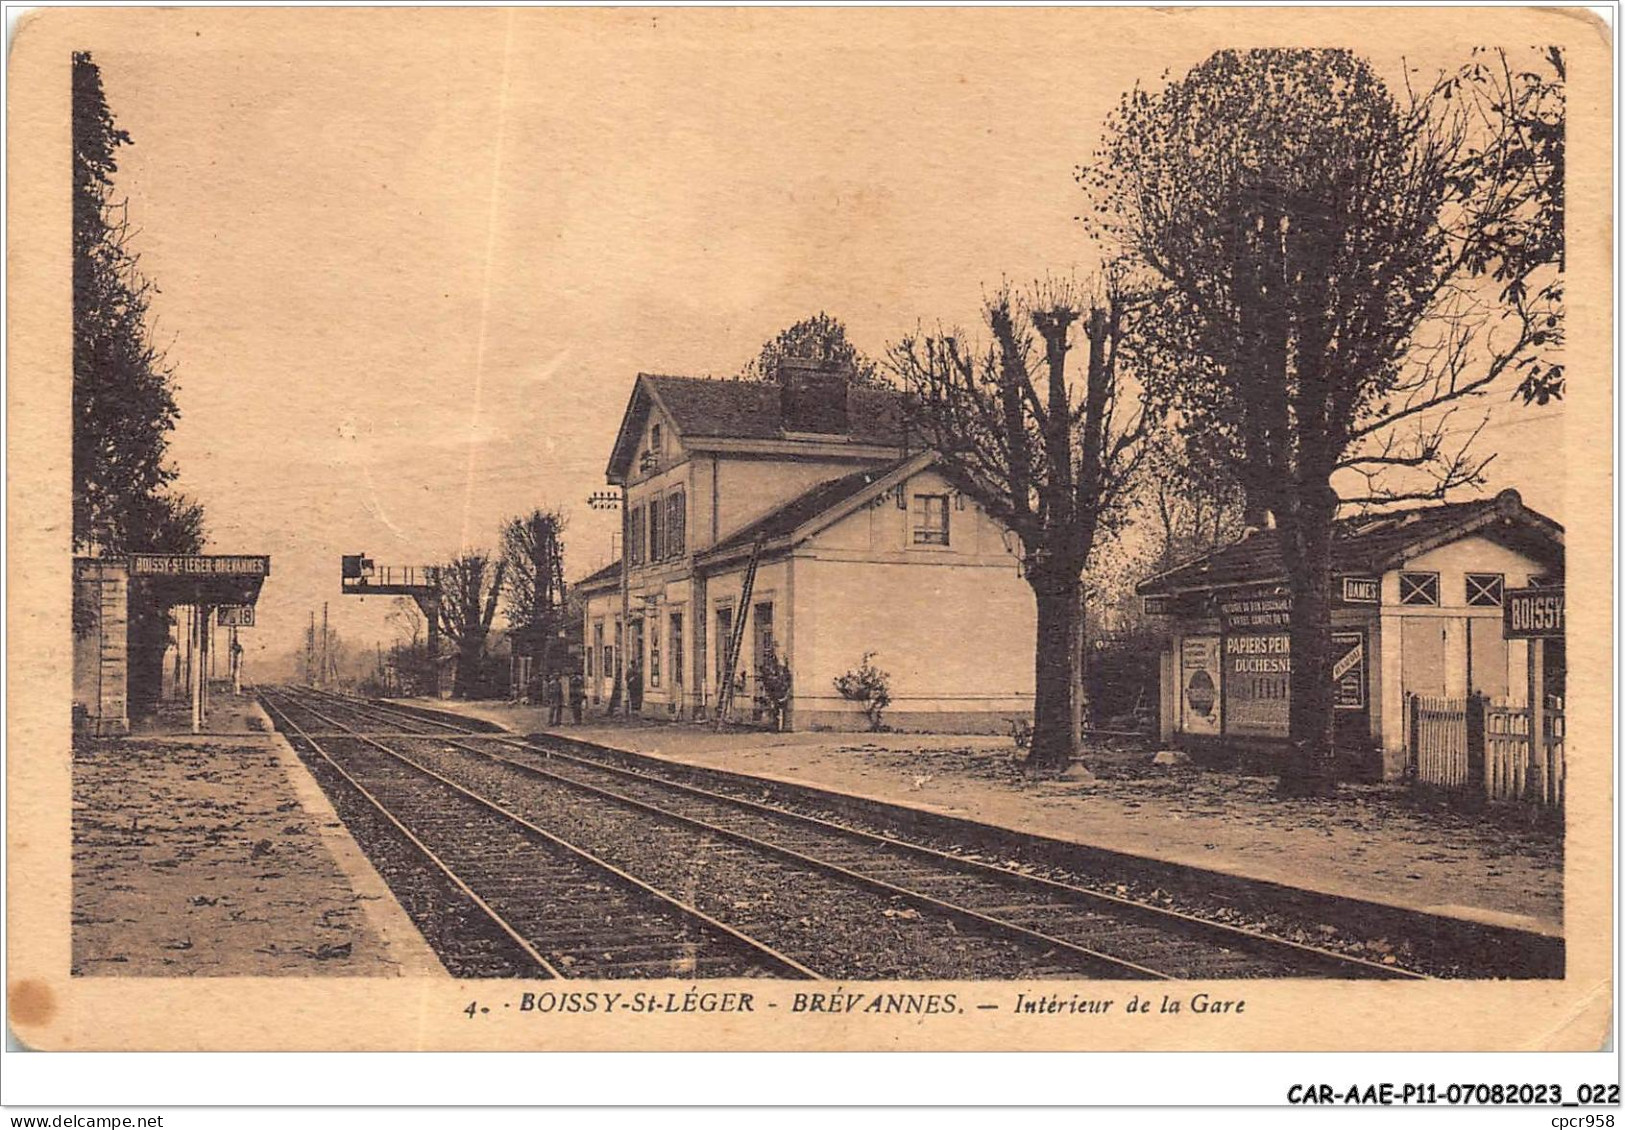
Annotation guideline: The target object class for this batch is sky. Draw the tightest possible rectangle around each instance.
[91,10,1566,670]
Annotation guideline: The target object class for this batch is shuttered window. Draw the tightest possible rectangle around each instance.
[912,494,950,545]
[628,506,645,566]
[666,491,686,558]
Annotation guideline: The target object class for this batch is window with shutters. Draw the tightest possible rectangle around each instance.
[670,612,684,687]
[649,614,662,687]
[666,490,686,558]
[649,493,665,563]
[628,506,645,566]
[912,494,950,545]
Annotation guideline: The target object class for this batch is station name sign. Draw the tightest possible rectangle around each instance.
[131,554,270,577]
[1504,586,1564,639]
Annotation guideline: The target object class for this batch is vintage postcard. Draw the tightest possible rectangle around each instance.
[6,5,1614,1060]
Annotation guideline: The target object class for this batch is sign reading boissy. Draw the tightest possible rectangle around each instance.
[1504,586,1564,639]
[131,554,269,576]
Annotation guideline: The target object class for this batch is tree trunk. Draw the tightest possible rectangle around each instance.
[453,638,483,699]
[1278,491,1339,796]
[1026,566,1081,773]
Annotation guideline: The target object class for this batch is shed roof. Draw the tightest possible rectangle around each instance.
[574,557,623,594]
[1137,489,1563,596]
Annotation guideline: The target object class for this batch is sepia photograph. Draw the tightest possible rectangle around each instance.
[5,2,1614,1091]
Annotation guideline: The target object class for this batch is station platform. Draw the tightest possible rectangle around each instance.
[72,691,441,977]
[392,698,1563,937]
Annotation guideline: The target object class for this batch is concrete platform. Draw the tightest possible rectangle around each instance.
[72,692,442,977]
[392,697,1563,937]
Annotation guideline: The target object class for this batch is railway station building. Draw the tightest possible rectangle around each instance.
[577,361,1036,732]
[1135,489,1564,783]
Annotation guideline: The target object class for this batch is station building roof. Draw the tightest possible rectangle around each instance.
[1136,489,1563,597]
[606,373,912,482]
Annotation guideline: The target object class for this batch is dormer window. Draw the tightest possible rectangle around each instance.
[912,494,950,546]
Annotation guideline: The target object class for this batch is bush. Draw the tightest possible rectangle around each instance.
[758,645,793,731]
[833,651,892,732]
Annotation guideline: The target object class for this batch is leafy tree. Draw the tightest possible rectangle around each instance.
[1084,48,1563,793]
[500,508,569,697]
[73,52,197,555]
[890,279,1158,773]
[756,644,793,732]
[429,553,507,699]
[833,652,893,732]
[741,312,888,386]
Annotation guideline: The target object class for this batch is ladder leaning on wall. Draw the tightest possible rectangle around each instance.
[714,535,765,730]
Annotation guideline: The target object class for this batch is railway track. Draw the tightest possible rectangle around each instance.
[268,686,1424,981]
[260,689,813,980]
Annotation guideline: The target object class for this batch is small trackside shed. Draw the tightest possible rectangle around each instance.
[1135,489,1564,781]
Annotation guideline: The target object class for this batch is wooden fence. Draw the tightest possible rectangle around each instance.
[1409,695,1469,788]
[1408,693,1565,807]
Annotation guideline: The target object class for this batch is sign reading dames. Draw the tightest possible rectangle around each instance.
[1504,586,1564,639]
[1341,576,1380,604]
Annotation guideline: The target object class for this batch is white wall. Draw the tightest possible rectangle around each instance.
[790,470,1034,726]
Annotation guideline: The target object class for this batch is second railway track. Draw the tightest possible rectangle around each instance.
[267,686,1424,981]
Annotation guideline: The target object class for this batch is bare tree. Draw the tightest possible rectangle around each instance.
[1139,431,1249,572]
[1084,47,1563,792]
[429,553,506,699]
[890,279,1158,773]
[501,508,568,698]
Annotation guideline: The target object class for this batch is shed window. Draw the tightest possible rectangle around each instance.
[1399,572,1440,606]
[912,494,950,545]
[1466,573,1505,608]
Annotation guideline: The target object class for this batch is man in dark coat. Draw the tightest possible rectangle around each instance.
[569,671,585,724]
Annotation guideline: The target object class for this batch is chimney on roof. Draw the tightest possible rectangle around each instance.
[777,355,851,435]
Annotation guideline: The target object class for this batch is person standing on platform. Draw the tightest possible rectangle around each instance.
[546,670,565,727]
[569,670,585,725]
